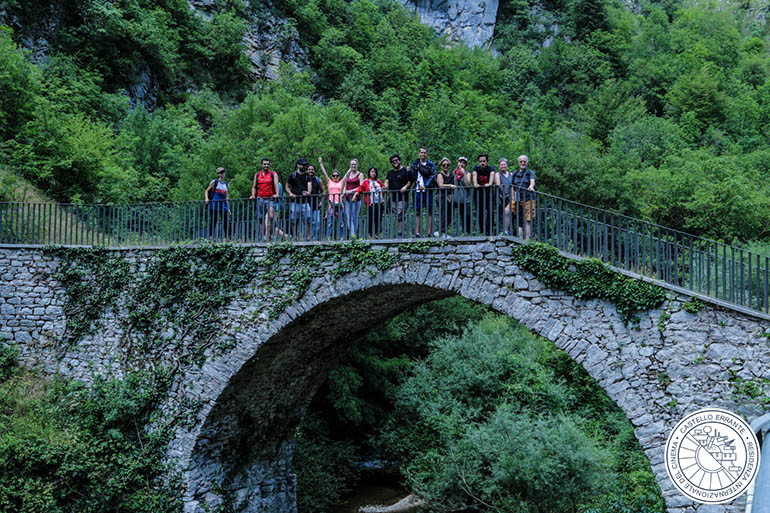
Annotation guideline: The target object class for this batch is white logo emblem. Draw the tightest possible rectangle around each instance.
[665,408,760,503]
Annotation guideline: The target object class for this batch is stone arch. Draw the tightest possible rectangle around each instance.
[178,263,660,513]
[1,245,763,512]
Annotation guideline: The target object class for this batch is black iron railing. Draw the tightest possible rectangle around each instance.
[1,186,768,315]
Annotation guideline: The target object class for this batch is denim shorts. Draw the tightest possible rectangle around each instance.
[256,197,274,218]
[414,189,434,211]
[289,201,311,221]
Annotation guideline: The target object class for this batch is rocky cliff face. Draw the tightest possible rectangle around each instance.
[188,1,309,81]
[399,0,500,48]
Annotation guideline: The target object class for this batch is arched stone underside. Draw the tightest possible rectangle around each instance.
[1,242,769,513]
[185,284,452,512]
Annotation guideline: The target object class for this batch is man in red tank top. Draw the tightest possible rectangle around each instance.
[250,158,280,241]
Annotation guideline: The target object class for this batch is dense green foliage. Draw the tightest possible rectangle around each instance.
[295,299,662,512]
[1,0,770,246]
[294,413,362,513]
[381,316,661,512]
[0,345,183,513]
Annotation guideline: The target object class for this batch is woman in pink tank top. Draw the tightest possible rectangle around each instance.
[318,156,345,239]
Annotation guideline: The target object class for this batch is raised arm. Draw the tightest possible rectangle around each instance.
[318,157,331,183]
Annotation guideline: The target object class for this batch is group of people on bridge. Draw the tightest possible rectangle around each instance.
[204,148,537,241]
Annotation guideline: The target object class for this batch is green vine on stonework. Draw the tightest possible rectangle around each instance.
[728,370,770,405]
[124,244,258,366]
[511,242,666,323]
[682,297,703,313]
[261,239,398,319]
[396,240,445,254]
[43,246,130,344]
[44,240,406,361]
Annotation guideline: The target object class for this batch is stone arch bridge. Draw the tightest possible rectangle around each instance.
[1,239,769,513]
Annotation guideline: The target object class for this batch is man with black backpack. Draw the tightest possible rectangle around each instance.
[286,158,311,240]
[204,167,230,240]
[250,157,280,241]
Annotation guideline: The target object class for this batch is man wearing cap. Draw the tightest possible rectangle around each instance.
[384,154,411,238]
[205,167,230,240]
[286,158,311,240]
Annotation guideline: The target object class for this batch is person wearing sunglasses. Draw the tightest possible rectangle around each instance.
[384,154,411,238]
[318,157,346,239]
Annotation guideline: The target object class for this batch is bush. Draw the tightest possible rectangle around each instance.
[379,316,664,512]
[0,366,183,513]
[0,344,18,382]
[294,414,360,513]
[0,26,40,142]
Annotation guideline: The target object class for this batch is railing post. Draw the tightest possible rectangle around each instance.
[706,241,711,297]
[741,249,745,307]
[764,257,770,313]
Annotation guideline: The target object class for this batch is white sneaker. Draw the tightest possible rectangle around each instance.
[433,231,440,237]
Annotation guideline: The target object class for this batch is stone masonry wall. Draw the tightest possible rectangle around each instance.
[1,241,769,513]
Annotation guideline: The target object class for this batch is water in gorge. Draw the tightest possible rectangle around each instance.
[330,481,408,513]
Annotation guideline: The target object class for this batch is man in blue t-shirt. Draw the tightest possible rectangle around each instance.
[409,147,436,237]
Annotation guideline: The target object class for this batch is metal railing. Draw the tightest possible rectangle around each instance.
[746,413,770,513]
[1,186,768,316]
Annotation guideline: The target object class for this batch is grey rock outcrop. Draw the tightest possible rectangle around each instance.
[399,0,500,48]
[242,10,310,81]
[188,1,309,81]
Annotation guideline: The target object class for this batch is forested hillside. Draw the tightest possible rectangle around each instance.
[2,0,769,244]
[2,1,767,511]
